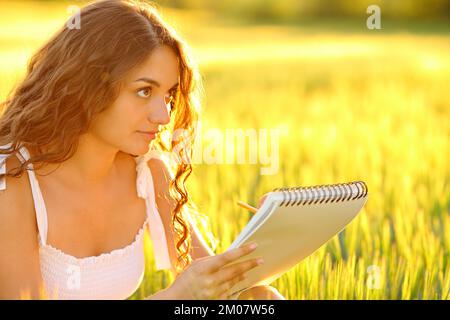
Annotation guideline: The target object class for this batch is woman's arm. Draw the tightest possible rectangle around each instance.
[147,158,214,278]
[0,156,46,299]
[144,286,178,300]
[189,218,215,260]
[147,158,267,276]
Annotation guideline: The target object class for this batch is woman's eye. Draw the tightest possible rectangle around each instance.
[137,87,152,98]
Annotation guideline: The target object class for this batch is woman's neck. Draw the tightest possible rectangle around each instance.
[27,135,122,190]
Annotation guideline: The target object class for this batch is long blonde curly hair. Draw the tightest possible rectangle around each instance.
[0,0,204,274]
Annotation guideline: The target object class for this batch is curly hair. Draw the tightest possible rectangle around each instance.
[0,0,203,274]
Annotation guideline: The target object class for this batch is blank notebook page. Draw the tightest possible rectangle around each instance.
[227,181,369,295]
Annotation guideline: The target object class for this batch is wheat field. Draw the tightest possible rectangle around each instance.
[0,1,449,300]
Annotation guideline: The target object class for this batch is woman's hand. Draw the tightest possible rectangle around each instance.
[166,242,263,300]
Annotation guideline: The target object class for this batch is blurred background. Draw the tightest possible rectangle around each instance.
[0,0,449,299]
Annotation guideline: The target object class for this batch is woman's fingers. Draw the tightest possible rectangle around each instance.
[215,257,263,285]
[216,273,246,299]
[204,242,259,273]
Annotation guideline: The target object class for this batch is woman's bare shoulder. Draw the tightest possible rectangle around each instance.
[0,155,43,299]
[0,154,38,244]
[146,156,174,203]
[0,154,36,219]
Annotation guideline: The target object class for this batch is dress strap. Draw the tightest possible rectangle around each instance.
[135,149,172,271]
[16,145,49,246]
[0,143,13,191]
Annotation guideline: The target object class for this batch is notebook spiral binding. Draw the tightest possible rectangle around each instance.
[273,181,368,206]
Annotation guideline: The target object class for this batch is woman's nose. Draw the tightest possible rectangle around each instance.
[148,98,171,125]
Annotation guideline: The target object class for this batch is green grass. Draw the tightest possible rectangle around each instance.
[1,1,449,300]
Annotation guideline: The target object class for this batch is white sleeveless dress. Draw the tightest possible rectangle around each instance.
[0,143,172,299]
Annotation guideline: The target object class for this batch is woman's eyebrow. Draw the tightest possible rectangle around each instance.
[134,77,179,89]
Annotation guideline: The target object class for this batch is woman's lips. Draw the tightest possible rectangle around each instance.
[137,130,158,140]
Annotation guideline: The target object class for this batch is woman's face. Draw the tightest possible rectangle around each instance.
[90,44,180,156]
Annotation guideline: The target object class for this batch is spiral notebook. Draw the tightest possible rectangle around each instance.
[226,181,369,296]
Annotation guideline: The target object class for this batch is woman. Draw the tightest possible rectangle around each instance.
[0,0,284,300]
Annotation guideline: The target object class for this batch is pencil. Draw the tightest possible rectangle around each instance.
[237,200,258,213]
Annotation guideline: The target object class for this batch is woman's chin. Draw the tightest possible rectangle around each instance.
[134,140,154,155]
